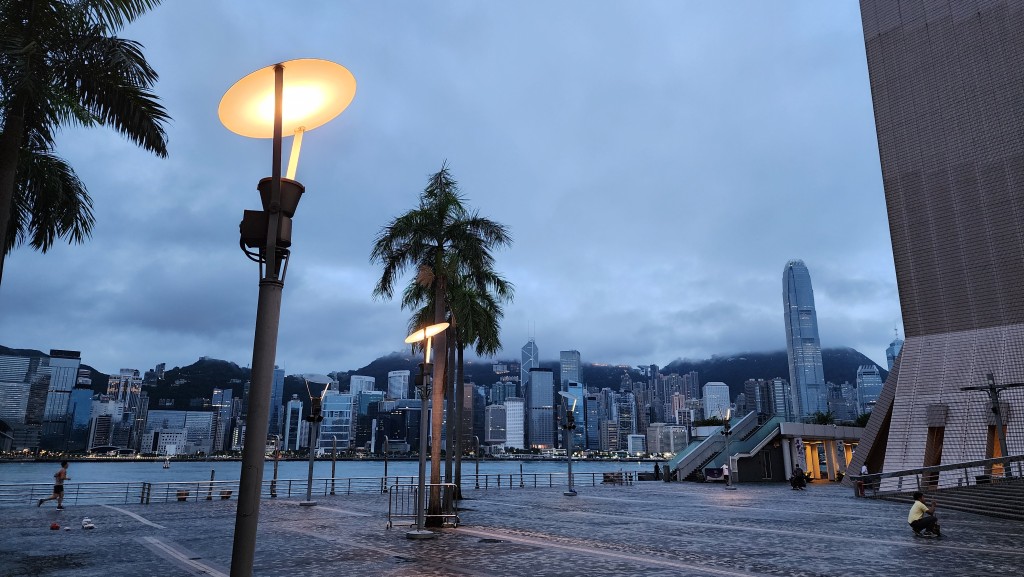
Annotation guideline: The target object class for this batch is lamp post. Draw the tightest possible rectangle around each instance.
[331,435,338,496]
[220,58,355,577]
[404,322,449,540]
[558,392,578,496]
[474,435,480,489]
[382,435,390,493]
[722,408,736,490]
[302,378,331,506]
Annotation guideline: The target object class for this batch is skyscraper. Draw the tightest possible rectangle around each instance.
[520,338,539,394]
[527,367,554,449]
[885,332,904,372]
[503,397,525,449]
[855,365,883,415]
[268,366,285,437]
[559,350,581,389]
[783,260,826,418]
[702,382,730,421]
[853,1,1024,479]
[40,350,82,450]
[387,370,411,400]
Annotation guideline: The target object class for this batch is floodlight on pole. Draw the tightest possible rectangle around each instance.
[722,407,736,490]
[404,322,449,540]
[220,58,355,577]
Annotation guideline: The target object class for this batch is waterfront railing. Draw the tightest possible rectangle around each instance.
[0,471,635,507]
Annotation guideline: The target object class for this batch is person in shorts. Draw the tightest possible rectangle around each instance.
[37,461,69,510]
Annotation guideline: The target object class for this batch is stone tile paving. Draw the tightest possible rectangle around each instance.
[1,481,1021,576]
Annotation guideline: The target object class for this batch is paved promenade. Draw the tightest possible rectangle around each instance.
[2,481,1022,577]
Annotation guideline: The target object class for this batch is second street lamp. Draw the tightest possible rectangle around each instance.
[558,391,579,496]
[404,322,449,540]
[302,377,332,506]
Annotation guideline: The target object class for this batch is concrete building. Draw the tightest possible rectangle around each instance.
[853,0,1024,483]
[349,375,375,395]
[504,397,525,450]
[484,403,506,445]
[702,382,731,421]
[527,368,555,449]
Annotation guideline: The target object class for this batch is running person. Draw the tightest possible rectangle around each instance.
[37,461,69,510]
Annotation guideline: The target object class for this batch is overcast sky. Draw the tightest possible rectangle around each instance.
[0,1,900,376]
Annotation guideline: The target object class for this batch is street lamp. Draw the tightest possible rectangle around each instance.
[220,58,355,577]
[558,391,579,496]
[300,377,331,506]
[722,408,736,490]
[473,435,480,489]
[405,322,449,540]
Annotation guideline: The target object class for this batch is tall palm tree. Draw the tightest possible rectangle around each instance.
[371,163,511,522]
[0,0,170,285]
[448,278,510,495]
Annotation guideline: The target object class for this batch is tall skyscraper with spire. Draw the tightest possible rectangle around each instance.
[783,260,826,418]
[520,338,539,395]
[851,1,1024,481]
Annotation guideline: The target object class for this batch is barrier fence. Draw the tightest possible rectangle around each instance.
[0,471,635,507]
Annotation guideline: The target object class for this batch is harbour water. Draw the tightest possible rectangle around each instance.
[0,458,654,486]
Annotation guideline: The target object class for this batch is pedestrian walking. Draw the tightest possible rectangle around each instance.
[37,461,69,510]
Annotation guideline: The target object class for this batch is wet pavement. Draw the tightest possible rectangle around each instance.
[2,480,1021,576]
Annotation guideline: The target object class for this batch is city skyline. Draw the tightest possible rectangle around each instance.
[0,2,899,376]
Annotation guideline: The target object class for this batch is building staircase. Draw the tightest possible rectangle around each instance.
[873,477,1024,521]
[666,411,757,481]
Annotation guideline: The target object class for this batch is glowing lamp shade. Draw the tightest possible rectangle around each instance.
[218,58,356,139]
[405,322,450,345]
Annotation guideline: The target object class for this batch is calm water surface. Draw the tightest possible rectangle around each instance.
[0,459,654,485]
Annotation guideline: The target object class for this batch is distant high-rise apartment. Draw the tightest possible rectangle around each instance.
[521,338,539,392]
[559,350,581,389]
[503,397,525,449]
[387,370,411,400]
[852,1,1024,480]
[702,382,731,421]
[527,368,555,449]
[783,260,826,417]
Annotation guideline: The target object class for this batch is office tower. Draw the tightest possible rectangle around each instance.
[66,387,94,452]
[769,377,792,421]
[283,395,304,450]
[853,1,1024,477]
[856,365,883,415]
[142,410,215,455]
[526,368,555,449]
[471,383,486,447]
[388,370,411,400]
[744,379,771,416]
[211,388,234,453]
[488,381,518,405]
[559,350,581,389]
[484,404,507,445]
[616,392,636,450]
[318,391,355,453]
[503,397,525,449]
[565,382,586,448]
[40,350,82,450]
[520,338,539,392]
[702,382,731,421]
[885,332,904,372]
[783,260,826,417]
[350,375,375,395]
[584,392,602,450]
[268,366,285,437]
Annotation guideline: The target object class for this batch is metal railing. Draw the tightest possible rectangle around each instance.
[386,482,459,529]
[848,454,1024,497]
[0,470,636,507]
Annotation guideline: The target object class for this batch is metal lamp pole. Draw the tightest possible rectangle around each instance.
[382,435,390,493]
[301,381,326,506]
[474,435,480,489]
[405,323,449,540]
[219,58,355,577]
[558,392,578,496]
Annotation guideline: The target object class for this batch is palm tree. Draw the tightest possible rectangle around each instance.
[448,278,510,495]
[371,163,511,522]
[0,0,170,285]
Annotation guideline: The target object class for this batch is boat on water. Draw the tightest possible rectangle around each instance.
[162,458,170,469]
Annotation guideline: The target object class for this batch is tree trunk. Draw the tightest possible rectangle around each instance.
[0,112,26,288]
[426,277,447,525]
[454,344,465,498]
